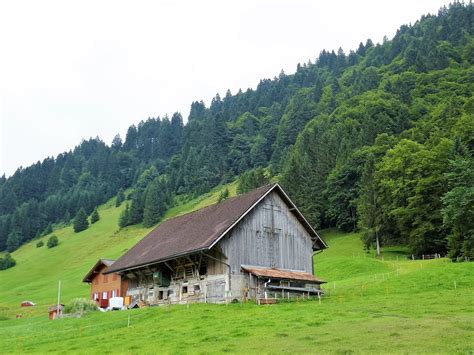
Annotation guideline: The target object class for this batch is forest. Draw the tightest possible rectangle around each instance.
[0,3,472,259]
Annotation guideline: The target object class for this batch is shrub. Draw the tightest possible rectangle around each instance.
[63,298,98,315]
[36,240,44,248]
[218,188,230,203]
[0,253,16,270]
[47,235,59,248]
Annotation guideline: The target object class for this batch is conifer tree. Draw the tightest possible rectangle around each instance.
[115,188,125,207]
[42,223,53,236]
[143,179,166,228]
[129,194,144,225]
[73,208,89,233]
[119,203,131,228]
[90,208,100,224]
[6,231,20,252]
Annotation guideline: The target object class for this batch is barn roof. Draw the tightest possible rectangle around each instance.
[106,183,327,274]
[82,259,116,283]
[241,265,326,283]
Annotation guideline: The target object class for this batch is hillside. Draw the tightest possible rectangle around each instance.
[0,4,472,352]
[0,189,472,353]
[0,182,238,319]
[1,3,472,259]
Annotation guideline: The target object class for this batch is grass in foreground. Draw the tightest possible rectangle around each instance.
[0,231,472,353]
[0,185,472,353]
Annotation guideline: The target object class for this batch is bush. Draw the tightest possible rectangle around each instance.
[36,240,44,248]
[0,253,16,270]
[218,188,230,203]
[63,298,98,315]
[47,235,59,248]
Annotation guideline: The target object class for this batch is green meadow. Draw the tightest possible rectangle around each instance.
[0,183,473,353]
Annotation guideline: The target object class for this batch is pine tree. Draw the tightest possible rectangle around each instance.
[90,208,100,224]
[42,223,53,236]
[6,231,20,252]
[357,155,382,255]
[115,188,125,207]
[129,194,144,225]
[73,208,89,233]
[119,203,131,228]
[64,211,71,224]
[143,179,166,228]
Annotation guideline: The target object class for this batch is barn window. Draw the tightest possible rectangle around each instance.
[182,286,188,294]
[194,284,200,292]
[158,291,164,300]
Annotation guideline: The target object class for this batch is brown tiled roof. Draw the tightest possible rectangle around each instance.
[241,265,326,283]
[82,259,116,283]
[106,183,326,274]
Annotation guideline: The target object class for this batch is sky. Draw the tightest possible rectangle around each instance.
[0,0,449,177]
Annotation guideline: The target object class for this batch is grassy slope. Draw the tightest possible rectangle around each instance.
[0,181,238,319]
[0,182,473,353]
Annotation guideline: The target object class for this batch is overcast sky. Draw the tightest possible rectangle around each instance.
[0,0,449,177]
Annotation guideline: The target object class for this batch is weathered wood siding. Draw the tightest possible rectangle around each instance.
[206,246,228,276]
[219,190,314,275]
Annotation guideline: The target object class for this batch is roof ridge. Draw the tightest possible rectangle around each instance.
[137,183,276,241]
[106,183,277,274]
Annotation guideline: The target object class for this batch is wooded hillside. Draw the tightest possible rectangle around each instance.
[0,3,472,258]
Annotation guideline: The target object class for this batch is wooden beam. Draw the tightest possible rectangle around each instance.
[163,261,173,272]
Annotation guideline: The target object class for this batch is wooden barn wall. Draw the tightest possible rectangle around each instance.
[219,190,314,275]
[206,246,228,276]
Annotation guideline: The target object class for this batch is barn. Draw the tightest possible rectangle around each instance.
[106,183,327,305]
